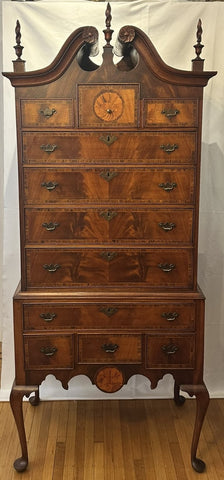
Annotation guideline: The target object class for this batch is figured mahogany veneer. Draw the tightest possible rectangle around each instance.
[25,207,194,244]
[22,131,196,164]
[3,5,217,474]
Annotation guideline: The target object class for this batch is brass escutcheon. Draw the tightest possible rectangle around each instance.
[161,312,179,322]
[162,344,179,355]
[160,144,178,154]
[99,210,117,222]
[100,306,118,317]
[42,222,60,231]
[161,108,180,118]
[100,251,117,262]
[40,346,58,356]
[100,170,118,182]
[40,313,57,322]
[40,107,57,118]
[158,263,175,273]
[159,222,176,231]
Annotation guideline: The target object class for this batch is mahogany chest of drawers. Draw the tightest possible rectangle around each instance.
[3,4,216,473]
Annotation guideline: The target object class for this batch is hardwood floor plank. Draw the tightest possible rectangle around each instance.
[0,398,224,480]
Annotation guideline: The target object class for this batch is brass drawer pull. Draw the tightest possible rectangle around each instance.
[42,222,60,231]
[161,109,180,118]
[159,182,177,192]
[100,306,118,317]
[158,263,175,273]
[41,181,58,191]
[159,222,176,232]
[40,107,57,118]
[160,144,178,154]
[99,134,118,146]
[99,210,117,222]
[40,144,57,153]
[40,346,58,357]
[161,312,179,322]
[40,312,56,322]
[100,170,118,182]
[100,251,117,262]
[43,264,61,273]
[162,344,179,355]
[102,343,119,353]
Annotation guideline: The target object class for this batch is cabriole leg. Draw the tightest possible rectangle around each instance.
[29,386,40,406]
[10,381,39,472]
[174,381,185,406]
[181,383,209,473]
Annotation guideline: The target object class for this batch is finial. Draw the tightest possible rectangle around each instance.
[103,3,114,46]
[14,20,24,61]
[192,19,204,71]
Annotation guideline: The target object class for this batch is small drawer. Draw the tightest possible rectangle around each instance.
[146,334,195,369]
[23,167,195,205]
[23,302,195,331]
[25,207,194,245]
[78,334,142,364]
[22,131,196,165]
[25,248,193,289]
[78,84,139,128]
[144,99,198,127]
[21,99,74,127]
[24,334,74,369]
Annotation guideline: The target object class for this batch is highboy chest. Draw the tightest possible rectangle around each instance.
[3,3,217,473]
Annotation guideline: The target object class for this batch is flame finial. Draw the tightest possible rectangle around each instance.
[103,3,113,46]
[14,20,24,61]
[193,19,204,60]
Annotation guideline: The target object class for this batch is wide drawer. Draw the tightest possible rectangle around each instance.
[25,248,193,288]
[146,334,195,369]
[23,167,195,205]
[23,302,196,331]
[22,131,196,165]
[21,99,74,128]
[144,100,198,127]
[77,334,142,364]
[24,334,74,369]
[25,207,194,245]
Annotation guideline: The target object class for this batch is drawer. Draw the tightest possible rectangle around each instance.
[144,99,198,127]
[25,248,193,288]
[24,334,74,369]
[21,99,74,127]
[25,207,194,245]
[22,131,196,165]
[146,334,195,369]
[78,84,139,128]
[23,302,196,331]
[23,167,195,205]
[77,334,142,364]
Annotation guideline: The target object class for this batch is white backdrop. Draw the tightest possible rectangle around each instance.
[1,0,224,400]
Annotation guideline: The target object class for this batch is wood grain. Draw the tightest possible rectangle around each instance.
[1,398,223,480]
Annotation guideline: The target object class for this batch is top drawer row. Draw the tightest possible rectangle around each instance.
[20,98,198,129]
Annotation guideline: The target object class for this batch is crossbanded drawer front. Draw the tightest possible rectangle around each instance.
[144,100,198,127]
[23,302,196,331]
[77,334,142,364]
[22,131,196,164]
[146,334,195,369]
[24,167,195,205]
[26,248,193,288]
[21,100,74,127]
[25,208,194,245]
[24,334,74,369]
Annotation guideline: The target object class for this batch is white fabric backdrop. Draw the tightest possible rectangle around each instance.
[1,1,224,400]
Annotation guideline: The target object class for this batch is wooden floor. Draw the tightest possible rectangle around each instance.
[0,397,224,480]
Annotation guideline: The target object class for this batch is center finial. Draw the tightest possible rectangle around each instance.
[103,2,114,46]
